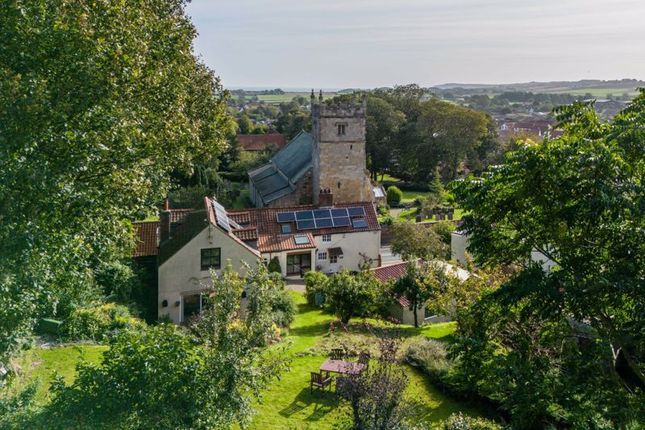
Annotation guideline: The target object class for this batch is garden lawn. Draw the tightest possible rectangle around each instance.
[12,344,107,404]
[247,293,480,429]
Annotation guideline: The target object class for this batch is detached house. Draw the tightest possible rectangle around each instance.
[133,196,381,324]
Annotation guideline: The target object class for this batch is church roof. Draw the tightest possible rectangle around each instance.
[248,130,314,205]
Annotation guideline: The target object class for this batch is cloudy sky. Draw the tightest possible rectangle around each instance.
[186,0,645,89]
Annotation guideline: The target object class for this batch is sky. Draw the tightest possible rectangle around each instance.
[186,0,645,89]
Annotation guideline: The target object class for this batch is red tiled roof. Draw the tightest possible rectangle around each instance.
[229,211,250,224]
[372,261,409,283]
[237,133,287,152]
[257,233,316,253]
[204,197,262,258]
[169,208,192,224]
[232,227,258,241]
[133,221,159,257]
[371,261,423,308]
[229,201,379,253]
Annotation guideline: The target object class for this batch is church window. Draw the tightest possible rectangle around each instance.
[337,124,346,135]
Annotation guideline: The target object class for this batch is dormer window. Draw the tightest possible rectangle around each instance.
[337,124,346,135]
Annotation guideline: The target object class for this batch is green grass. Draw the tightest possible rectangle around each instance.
[397,207,464,222]
[543,87,638,97]
[8,295,475,429]
[13,344,107,403]
[247,293,479,429]
[254,92,339,105]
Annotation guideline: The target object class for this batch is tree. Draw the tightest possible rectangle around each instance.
[386,186,403,207]
[390,222,447,261]
[391,262,435,327]
[365,96,405,180]
[323,270,378,323]
[48,265,289,429]
[451,92,645,427]
[0,0,230,362]
[338,338,411,430]
[237,114,254,134]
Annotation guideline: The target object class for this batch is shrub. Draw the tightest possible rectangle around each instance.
[61,303,145,341]
[376,204,389,215]
[323,270,378,323]
[442,413,503,430]
[304,271,329,305]
[386,186,403,207]
[405,338,451,382]
[267,257,282,274]
[270,287,296,327]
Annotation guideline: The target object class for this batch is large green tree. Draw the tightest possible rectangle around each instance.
[0,0,230,362]
[452,92,645,426]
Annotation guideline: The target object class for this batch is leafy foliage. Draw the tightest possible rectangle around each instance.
[267,256,282,274]
[390,222,448,261]
[451,91,645,427]
[0,0,229,362]
[322,270,379,323]
[61,303,145,342]
[337,339,411,430]
[442,413,502,430]
[386,185,403,206]
[48,265,289,429]
[304,270,330,305]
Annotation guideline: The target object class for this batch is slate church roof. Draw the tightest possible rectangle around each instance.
[248,130,314,205]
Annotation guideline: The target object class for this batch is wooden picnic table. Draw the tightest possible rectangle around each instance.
[320,359,365,375]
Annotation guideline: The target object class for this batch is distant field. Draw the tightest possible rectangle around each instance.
[543,87,639,97]
[255,92,338,104]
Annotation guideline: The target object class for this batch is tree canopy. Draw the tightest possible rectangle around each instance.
[0,0,230,362]
[451,91,645,427]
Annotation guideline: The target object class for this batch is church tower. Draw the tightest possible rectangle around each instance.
[311,92,372,205]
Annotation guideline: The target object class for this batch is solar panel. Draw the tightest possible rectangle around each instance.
[347,207,365,217]
[332,217,351,227]
[213,201,231,232]
[315,218,333,228]
[352,218,368,228]
[331,208,348,217]
[296,219,315,230]
[313,209,331,219]
[294,235,310,245]
[296,210,314,220]
[276,212,295,223]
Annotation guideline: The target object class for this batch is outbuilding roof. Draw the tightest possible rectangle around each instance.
[237,133,287,152]
[132,221,159,257]
[248,131,314,205]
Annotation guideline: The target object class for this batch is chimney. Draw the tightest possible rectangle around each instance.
[159,210,171,243]
[159,198,172,243]
[319,188,333,207]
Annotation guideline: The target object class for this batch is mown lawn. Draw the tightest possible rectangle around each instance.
[9,294,478,429]
[247,293,480,429]
[12,343,107,403]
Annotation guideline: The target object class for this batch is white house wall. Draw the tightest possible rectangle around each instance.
[314,230,380,274]
[158,225,259,324]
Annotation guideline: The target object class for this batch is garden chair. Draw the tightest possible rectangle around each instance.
[329,347,344,360]
[310,371,332,394]
[358,351,370,367]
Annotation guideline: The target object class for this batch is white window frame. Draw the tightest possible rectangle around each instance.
[330,255,338,264]
[318,252,327,260]
[322,234,332,242]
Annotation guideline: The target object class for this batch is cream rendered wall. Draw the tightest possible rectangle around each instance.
[451,232,469,266]
[261,249,314,278]
[158,225,259,324]
[313,230,380,274]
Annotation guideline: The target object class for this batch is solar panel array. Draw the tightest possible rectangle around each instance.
[277,207,367,231]
[213,201,241,232]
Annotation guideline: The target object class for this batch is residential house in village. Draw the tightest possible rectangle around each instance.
[133,196,380,324]
[132,94,382,325]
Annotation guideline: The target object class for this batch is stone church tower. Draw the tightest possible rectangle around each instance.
[311,92,373,205]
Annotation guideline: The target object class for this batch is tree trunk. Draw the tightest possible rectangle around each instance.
[413,299,419,328]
